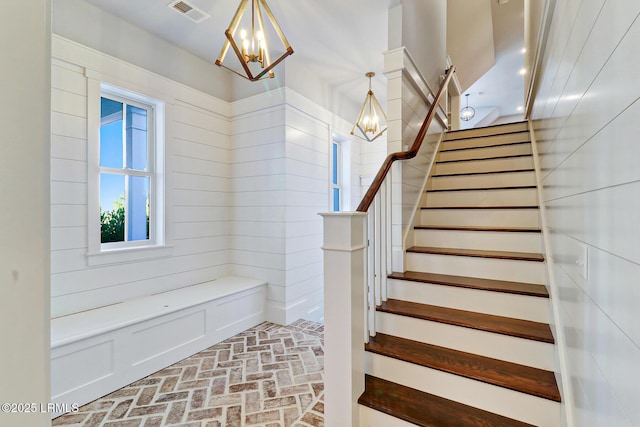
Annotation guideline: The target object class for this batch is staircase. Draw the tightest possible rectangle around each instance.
[357,122,561,426]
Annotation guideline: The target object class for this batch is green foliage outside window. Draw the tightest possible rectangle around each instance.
[100,195,151,243]
[100,197,125,243]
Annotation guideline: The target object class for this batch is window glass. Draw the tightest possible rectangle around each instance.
[100,98,123,168]
[100,173,125,243]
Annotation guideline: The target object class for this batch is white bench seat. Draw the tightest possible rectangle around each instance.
[51,276,267,416]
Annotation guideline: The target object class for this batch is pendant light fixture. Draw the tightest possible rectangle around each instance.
[460,93,475,121]
[351,72,387,142]
[215,0,293,81]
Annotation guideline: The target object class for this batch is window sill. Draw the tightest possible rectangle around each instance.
[86,244,174,267]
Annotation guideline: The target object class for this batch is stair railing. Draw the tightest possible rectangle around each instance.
[357,65,455,339]
[320,65,455,425]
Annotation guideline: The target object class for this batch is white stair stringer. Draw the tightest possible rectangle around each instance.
[414,228,543,253]
[375,311,554,370]
[405,252,545,283]
[386,278,549,323]
[365,352,561,427]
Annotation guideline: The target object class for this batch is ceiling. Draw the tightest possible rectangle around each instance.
[79,0,524,125]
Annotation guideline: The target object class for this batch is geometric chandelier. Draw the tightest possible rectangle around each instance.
[460,93,475,121]
[215,0,294,81]
[351,72,387,142]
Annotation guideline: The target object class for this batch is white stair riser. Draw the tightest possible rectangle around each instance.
[443,131,530,151]
[446,122,528,140]
[359,405,417,427]
[428,171,536,190]
[434,156,533,175]
[365,353,561,427]
[414,229,543,253]
[376,312,554,370]
[387,279,549,323]
[406,252,545,283]
[439,143,531,162]
[420,208,540,228]
[425,188,538,207]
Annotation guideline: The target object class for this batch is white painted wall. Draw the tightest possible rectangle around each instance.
[0,1,51,426]
[531,1,640,425]
[397,0,448,90]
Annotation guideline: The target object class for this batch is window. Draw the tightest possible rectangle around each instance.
[99,94,153,246]
[331,140,342,211]
[88,82,166,262]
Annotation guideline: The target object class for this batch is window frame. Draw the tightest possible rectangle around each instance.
[86,78,169,266]
[99,91,155,250]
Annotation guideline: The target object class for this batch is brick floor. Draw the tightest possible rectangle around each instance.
[53,320,324,427]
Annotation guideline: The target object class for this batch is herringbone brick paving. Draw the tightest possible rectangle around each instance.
[52,320,325,427]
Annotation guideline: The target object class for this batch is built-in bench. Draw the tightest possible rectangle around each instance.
[51,276,267,416]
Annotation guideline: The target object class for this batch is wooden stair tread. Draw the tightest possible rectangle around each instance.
[407,246,545,262]
[359,374,535,427]
[437,153,532,164]
[440,140,531,153]
[366,333,561,402]
[415,225,541,233]
[378,299,554,343]
[428,185,537,192]
[388,271,548,297]
[432,168,535,178]
[421,205,538,210]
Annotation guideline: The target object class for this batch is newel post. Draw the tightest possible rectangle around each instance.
[320,212,367,426]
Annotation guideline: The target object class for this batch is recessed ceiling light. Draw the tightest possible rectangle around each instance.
[517,106,524,111]
[521,48,527,54]
[519,68,527,75]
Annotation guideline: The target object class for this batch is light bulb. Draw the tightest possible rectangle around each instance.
[256,31,264,41]
[240,29,247,40]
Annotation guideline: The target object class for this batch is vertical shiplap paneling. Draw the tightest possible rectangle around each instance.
[531,1,640,425]
[50,40,231,318]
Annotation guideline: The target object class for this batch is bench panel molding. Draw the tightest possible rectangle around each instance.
[51,277,267,416]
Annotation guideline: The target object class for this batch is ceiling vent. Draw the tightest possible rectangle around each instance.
[168,0,210,23]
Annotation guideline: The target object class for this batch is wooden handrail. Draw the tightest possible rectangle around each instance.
[356,66,456,212]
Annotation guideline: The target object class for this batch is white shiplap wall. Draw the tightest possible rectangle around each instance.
[51,36,231,318]
[385,48,446,272]
[51,35,376,326]
[230,89,359,324]
[531,1,640,426]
